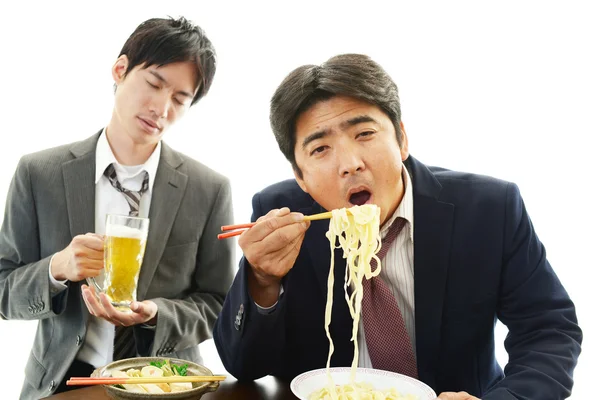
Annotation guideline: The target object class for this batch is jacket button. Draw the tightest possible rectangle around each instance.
[76,335,82,346]
[48,380,56,391]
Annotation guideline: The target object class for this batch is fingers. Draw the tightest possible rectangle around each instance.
[66,234,105,281]
[245,208,306,243]
[81,285,156,327]
[260,219,309,255]
[130,301,158,322]
[99,294,134,326]
[102,298,157,326]
[82,286,125,325]
[67,264,104,282]
[81,285,107,319]
[86,232,105,240]
[255,208,286,223]
[240,208,311,287]
[75,233,105,252]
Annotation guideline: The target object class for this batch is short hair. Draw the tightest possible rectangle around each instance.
[270,54,402,175]
[118,16,217,105]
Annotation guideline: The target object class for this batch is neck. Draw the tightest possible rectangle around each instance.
[105,119,156,166]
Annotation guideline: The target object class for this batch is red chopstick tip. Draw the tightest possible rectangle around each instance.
[217,230,245,239]
[221,223,256,231]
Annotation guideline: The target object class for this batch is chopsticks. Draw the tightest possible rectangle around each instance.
[66,375,226,386]
[218,210,337,239]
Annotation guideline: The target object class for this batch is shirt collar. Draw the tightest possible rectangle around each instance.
[94,128,162,189]
[379,163,414,243]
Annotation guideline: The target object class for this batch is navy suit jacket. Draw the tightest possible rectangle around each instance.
[214,156,582,399]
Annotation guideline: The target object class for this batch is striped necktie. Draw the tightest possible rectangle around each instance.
[103,164,149,217]
[103,163,149,360]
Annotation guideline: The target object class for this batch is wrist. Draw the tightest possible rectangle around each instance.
[50,250,68,281]
[248,270,281,307]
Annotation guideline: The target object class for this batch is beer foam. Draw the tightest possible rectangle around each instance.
[106,224,147,240]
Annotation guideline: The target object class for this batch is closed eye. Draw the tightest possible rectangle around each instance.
[146,80,159,89]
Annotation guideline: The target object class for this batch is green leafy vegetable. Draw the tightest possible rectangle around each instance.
[172,363,188,376]
[148,359,188,376]
[149,360,167,369]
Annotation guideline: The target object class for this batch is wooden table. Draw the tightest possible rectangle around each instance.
[43,374,298,399]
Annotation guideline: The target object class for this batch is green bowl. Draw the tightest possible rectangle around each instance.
[91,357,220,400]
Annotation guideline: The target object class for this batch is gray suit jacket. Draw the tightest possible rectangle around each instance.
[0,132,235,400]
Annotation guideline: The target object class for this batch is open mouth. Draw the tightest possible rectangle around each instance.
[349,190,372,206]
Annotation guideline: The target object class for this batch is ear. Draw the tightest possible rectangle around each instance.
[399,121,410,161]
[112,55,129,85]
[293,168,309,193]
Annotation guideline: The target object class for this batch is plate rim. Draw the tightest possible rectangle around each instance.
[290,366,436,399]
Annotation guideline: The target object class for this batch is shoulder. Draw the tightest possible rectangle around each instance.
[427,164,517,205]
[18,143,76,168]
[14,138,90,180]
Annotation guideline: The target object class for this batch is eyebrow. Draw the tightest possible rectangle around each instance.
[301,115,379,149]
[148,70,194,99]
[340,115,378,129]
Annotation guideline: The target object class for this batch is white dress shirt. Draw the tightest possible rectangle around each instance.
[358,164,416,367]
[48,128,161,368]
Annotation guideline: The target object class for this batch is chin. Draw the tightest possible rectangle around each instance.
[133,130,159,144]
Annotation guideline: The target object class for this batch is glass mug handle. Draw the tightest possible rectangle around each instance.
[88,275,106,295]
[85,232,107,297]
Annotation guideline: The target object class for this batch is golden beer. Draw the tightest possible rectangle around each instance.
[104,234,146,307]
[89,214,150,311]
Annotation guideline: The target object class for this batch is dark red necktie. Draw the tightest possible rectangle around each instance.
[361,217,418,378]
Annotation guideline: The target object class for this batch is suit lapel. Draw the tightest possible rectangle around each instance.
[63,135,98,239]
[137,144,187,300]
[407,156,454,388]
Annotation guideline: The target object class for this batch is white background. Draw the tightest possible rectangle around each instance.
[0,1,597,398]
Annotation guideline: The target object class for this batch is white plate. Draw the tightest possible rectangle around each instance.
[290,367,436,399]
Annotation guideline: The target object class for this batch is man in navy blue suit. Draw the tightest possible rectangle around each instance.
[213,54,582,399]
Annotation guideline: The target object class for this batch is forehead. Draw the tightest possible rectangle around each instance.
[295,96,388,138]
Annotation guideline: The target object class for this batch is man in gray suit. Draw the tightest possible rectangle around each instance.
[0,16,235,399]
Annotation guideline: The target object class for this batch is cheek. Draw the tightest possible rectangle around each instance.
[118,88,143,116]
[168,107,185,124]
[303,171,343,207]
[372,148,403,174]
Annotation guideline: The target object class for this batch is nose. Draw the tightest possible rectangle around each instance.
[338,147,365,177]
[149,92,170,119]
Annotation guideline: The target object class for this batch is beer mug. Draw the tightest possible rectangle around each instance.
[90,214,149,311]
